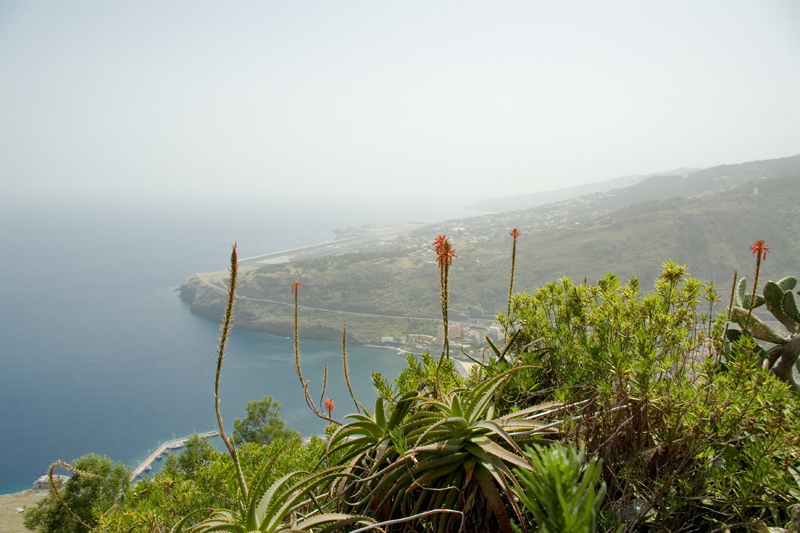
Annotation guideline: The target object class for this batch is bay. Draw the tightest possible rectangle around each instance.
[0,198,480,494]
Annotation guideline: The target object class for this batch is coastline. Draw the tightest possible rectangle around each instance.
[362,344,412,356]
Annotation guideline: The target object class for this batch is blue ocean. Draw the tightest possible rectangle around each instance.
[0,198,480,494]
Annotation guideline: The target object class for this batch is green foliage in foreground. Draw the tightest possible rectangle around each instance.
[492,265,800,531]
[98,436,327,531]
[35,252,800,532]
[515,444,606,533]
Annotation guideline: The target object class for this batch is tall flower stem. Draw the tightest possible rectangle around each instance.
[342,325,361,413]
[441,256,450,360]
[291,280,341,425]
[433,235,456,398]
[720,269,738,363]
[292,281,304,387]
[744,240,770,330]
[214,242,248,500]
[507,229,520,323]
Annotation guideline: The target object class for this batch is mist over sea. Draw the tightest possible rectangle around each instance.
[0,198,480,494]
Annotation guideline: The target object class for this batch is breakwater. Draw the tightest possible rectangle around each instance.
[130,431,219,481]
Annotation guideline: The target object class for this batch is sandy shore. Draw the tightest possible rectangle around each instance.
[0,489,45,533]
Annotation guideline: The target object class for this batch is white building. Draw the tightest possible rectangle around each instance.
[33,474,69,490]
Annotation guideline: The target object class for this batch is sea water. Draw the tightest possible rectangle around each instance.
[0,198,481,494]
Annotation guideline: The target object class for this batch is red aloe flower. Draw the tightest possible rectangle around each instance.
[510,228,520,241]
[750,240,770,260]
[291,280,303,293]
[433,234,447,255]
[324,398,334,415]
[433,235,457,267]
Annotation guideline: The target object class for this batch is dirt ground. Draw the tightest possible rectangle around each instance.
[0,490,45,533]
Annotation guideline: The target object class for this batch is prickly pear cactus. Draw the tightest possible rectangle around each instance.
[730,276,800,391]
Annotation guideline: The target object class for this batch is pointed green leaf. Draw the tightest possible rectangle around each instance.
[473,464,514,533]
[374,396,386,431]
[485,335,501,356]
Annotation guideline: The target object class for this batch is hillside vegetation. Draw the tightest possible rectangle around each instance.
[181,159,800,344]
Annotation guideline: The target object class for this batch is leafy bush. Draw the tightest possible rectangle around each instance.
[496,263,800,531]
[24,454,129,533]
[233,395,300,446]
[514,443,605,533]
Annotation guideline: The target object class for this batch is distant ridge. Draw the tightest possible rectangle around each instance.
[469,167,701,212]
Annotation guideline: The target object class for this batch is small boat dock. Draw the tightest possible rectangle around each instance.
[129,431,219,481]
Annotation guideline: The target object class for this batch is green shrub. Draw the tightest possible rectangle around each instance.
[514,443,605,533]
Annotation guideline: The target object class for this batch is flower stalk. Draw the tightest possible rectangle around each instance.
[744,240,770,330]
[214,242,248,499]
[342,325,362,413]
[291,280,341,425]
[433,235,457,360]
[721,269,738,363]
[292,280,304,386]
[433,235,456,398]
[508,228,520,320]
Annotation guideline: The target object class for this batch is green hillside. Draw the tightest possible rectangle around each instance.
[181,172,800,344]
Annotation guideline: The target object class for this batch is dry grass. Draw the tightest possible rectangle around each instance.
[0,489,45,533]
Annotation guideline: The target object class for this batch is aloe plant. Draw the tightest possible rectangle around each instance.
[328,368,564,533]
[171,460,373,532]
[729,275,800,390]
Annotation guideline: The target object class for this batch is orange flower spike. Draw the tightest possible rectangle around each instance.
[750,240,770,260]
[433,236,457,267]
[291,280,303,293]
[433,234,447,255]
[324,398,334,416]
[510,228,520,241]
[444,246,457,266]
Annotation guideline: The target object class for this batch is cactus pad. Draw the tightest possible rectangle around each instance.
[730,306,788,344]
[782,291,800,327]
[735,278,765,310]
[777,276,797,292]
[763,281,799,333]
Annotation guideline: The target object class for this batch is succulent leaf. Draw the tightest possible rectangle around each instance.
[735,277,747,308]
[731,307,788,344]
[777,276,797,291]
[735,278,764,309]
[782,291,800,333]
[763,281,798,332]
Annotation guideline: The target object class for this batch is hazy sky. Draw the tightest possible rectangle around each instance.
[1,1,798,207]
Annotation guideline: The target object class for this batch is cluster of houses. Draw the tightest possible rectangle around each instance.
[379,324,505,355]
